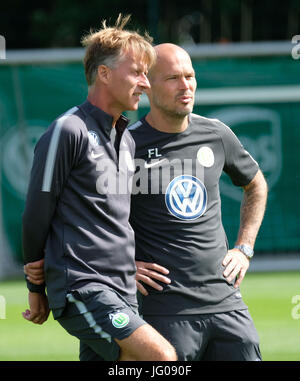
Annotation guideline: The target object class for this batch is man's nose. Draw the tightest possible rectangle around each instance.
[139,73,150,89]
[179,77,189,90]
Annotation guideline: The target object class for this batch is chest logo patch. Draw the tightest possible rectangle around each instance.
[165,175,207,220]
[197,146,214,167]
[88,130,100,147]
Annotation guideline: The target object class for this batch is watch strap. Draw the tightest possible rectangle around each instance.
[234,244,254,259]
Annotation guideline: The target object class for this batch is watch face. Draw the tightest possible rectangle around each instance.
[242,246,254,257]
[244,247,252,255]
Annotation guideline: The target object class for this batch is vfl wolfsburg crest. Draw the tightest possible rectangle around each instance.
[111,312,130,328]
[88,130,100,146]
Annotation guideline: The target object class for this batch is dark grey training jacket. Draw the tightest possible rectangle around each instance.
[22,100,137,317]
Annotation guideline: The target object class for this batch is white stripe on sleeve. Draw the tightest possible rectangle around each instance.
[42,106,78,192]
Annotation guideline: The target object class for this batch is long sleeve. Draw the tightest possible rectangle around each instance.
[22,136,57,264]
[22,108,82,292]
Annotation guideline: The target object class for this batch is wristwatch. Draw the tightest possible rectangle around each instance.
[234,244,254,259]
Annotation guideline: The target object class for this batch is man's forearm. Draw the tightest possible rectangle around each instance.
[22,209,48,293]
[236,170,268,247]
[22,192,56,293]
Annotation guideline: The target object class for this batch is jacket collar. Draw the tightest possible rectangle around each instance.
[79,100,129,137]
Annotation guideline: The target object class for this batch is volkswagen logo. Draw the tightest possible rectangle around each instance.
[165,175,207,220]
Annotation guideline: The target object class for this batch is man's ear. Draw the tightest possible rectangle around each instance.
[97,65,110,84]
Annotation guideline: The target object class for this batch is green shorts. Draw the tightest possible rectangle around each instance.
[57,287,146,361]
[144,309,261,361]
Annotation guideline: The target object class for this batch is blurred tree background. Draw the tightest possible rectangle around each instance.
[1,0,299,49]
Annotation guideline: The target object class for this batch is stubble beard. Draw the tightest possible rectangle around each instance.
[153,96,193,120]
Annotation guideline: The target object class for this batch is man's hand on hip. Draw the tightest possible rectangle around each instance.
[135,261,171,296]
[222,248,250,288]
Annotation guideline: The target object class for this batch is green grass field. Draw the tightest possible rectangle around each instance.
[0,271,299,361]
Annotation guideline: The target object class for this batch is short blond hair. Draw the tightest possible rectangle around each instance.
[81,14,156,86]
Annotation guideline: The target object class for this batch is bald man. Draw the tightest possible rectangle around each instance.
[128,43,268,361]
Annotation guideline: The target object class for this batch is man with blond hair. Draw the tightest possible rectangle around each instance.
[22,16,176,361]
